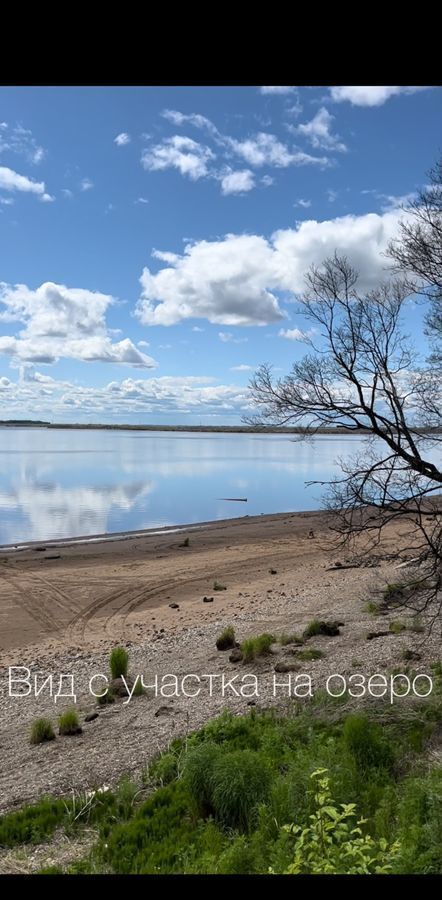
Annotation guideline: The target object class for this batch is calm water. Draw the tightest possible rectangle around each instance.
[0,427,412,545]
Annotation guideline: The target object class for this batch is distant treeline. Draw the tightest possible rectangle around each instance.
[1,421,441,435]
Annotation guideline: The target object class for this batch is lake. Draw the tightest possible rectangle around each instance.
[0,427,434,545]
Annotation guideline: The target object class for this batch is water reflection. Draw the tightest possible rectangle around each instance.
[0,427,375,544]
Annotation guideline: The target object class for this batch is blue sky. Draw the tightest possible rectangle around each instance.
[0,85,440,423]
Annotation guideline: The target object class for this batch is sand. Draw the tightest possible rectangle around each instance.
[0,510,440,814]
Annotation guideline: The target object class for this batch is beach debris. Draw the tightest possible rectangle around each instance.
[308,530,315,538]
[269,568,277,574]
[34,546,47,552]
[169,602,179,609]
[85,712,99,723]
[45,554,61,560]
[203,596,214,603]
[229,648,243,663]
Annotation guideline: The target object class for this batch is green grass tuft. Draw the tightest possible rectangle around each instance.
[30,718,55,746]
[110,646,129,679]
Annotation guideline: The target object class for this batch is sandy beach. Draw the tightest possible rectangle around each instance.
[0,509,440,816]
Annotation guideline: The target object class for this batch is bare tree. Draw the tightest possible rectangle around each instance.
[248,254,442,627]
[387,154,442,364]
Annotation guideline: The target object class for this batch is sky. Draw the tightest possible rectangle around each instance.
[0,84,440,424]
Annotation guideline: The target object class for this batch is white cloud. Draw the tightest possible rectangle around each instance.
[261,175,274,187]
[327,188,338,202]
[137,340,150,347]
[229,132,328,168]
[135,196,149,204]
[137,234,286,327]
[0,373,252,420]
[0,166,50,199]
[114,132,131,146]
[279,328,314,341]
[297,107,347,152]
[294,198,311,208]
[0,282,157,368]
[41,192,55,203]
[329,86,431,106]
[192,326,205,332]
[231,364,253,371]
[141,135,215,180]
[260,86,297,94]
[219,332,248,344]
[61,188,73,199]
[161,110,220,139]
[0,123,46,165]
[220,169,255,195]
[80,177,94,191]
[377,191,418,212]
[136,209,406,328]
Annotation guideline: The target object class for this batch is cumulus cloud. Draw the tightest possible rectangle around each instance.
[0,166,51,200]
[80,177,94,191]
[329,86,431,106]
[0,282,157,368]
[141,136,215,180]
[137,234,286,327]
[231,364,253,371]
[220,169,255,195]
[260,86,297,94]
[136,209,406,328]
[294,198,311,208]
[114,132,131,146]
[161,110,220,139]
[0,373,252,420]
[297,107,347,152]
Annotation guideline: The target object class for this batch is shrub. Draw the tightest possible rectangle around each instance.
[298,648,324,661]
[58,708,82,736]
[30,718,55,745]
[383,583,404,604]
[241,633,275,663]
[183,742,221,817]
[0,798,67,847]
[214,580,227,591]
[343,714,394,772]
[280,769,400,874]
[110,646,129,679]
[149,752,179,787]
[216,626,235,651]
[211,750,272,831]
[131,677,145,697]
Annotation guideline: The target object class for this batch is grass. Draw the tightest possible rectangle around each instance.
[2,691,442,873]
[97,689,115,706]
[110,646,129,680]
[364,601,381,614]
[278,632,304,646]
[216,626,235,651]
[389,620,407,634]
[297,648,325,661]
[131,678,146,697]
[241,633,275,663]
[30,718,55,746]
[58,708,81,736]
[213,580,227,591]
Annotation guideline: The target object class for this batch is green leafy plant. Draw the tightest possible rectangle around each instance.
[280,769,400,874]
[30,718,55,745]
[110,646,129,679]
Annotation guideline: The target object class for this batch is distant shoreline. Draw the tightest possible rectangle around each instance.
[1,421,441,436]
